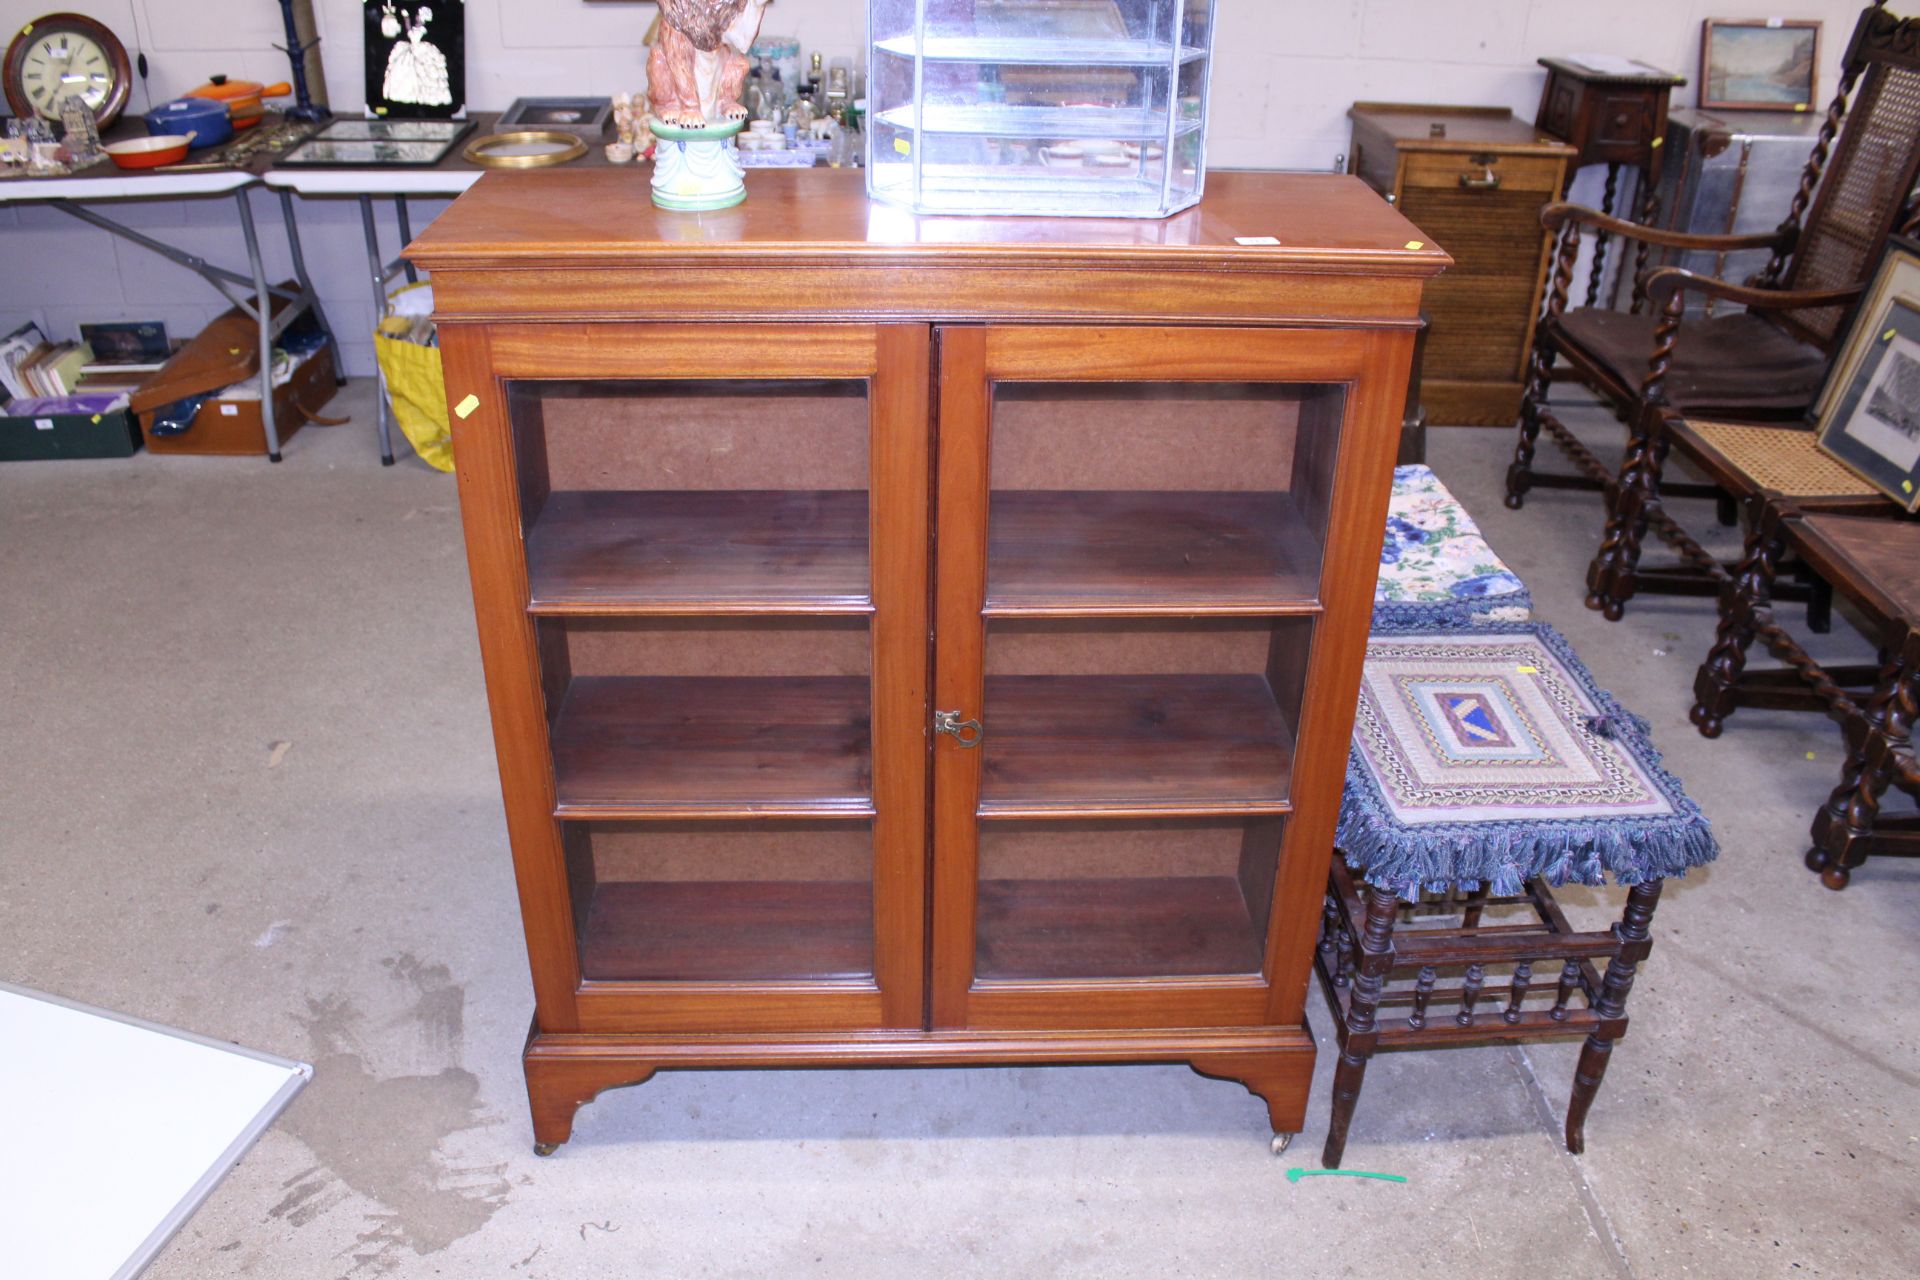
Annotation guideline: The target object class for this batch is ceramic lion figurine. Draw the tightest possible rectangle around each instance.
[648,0,772,129]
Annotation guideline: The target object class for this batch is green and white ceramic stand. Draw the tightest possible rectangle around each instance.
[649,118,746,211]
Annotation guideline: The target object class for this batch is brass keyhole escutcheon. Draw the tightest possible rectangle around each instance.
[934,709,984,747]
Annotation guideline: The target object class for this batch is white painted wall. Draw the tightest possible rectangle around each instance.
[0,1,1876,378]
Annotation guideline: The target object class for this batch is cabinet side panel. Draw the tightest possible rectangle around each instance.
[441,323,584,1031]
[871,324,934,1029]
[1263,329,1414,1023]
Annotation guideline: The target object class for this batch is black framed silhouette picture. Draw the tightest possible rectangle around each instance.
[364,1,465,119]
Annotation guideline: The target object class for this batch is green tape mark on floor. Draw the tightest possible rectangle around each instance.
[1285,1168,1409,1185]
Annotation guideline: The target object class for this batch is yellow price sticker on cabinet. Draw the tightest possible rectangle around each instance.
[1650,136,1663,148]
[1905,480,1914,494]
[1886,329,1899,342]
[1404,240,1424,250]
[894,138,911,156]
[454,394,481,420]
[1516,665,1539,674]
[91,414,101,423]
[1795,103,1809,112]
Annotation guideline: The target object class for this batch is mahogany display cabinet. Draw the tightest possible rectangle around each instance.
[407,168,1448,1154]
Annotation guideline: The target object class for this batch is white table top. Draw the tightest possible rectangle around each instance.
[0,168,256,203]
[261,167,483,196]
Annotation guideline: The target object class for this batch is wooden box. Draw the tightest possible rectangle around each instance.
[1350,103,1574,426]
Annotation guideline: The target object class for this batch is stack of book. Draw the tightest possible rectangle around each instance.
[2,320,174,416]
[76,322,173,394]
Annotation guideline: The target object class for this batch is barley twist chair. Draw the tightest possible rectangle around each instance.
[1504,3,1920,621]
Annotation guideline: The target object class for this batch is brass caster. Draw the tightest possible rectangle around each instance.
[533,1142,560,1157]
[1270,1132,1296,1156]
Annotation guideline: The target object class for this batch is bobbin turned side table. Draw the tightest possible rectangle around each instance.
[408,167,1449,1153]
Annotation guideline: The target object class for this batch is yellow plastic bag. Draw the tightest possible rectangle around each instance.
[372,289,453,472]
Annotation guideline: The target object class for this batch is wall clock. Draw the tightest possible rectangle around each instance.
[4,12,132,128]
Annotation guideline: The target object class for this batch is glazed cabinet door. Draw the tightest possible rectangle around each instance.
[441,322,930,1035]
[929,324,1406,1031]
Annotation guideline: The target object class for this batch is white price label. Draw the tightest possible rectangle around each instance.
[220,404,239,417]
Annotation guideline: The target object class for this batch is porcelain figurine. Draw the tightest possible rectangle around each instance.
[644,1,768,210]
[647,0,772,130]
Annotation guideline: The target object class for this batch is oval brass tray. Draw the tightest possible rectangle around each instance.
[461,130,588,169]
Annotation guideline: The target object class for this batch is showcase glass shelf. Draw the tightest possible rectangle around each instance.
[872,34,1208,66]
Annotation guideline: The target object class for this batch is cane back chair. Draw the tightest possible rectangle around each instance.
[1504,3,1920,621]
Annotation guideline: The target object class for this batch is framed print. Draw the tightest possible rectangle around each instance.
[1700,19,1820,112]
[364,1,465,120]
[1816,237,1920,511]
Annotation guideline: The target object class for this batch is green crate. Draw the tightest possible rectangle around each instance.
[0,409,143,461]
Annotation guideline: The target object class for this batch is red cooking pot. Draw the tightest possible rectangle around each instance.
[185,76,292,130]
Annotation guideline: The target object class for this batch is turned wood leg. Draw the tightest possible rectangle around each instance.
[1321,884,1399,1169]
[1588,294,1683,620]
[1807,575,1835,635]
[1586,164,1620,309]
[1809,638,1918,890]
[1629,178,1660,315]
[1690,502,1785,738]
[1585,408,1663,620]
[1509,227,1578,509]
[524,1046,658,1155]
[1565,881,1661,1154]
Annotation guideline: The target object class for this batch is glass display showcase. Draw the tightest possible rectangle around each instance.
[867,0,1216,217]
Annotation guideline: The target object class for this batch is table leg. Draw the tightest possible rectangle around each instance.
[277,188,344,386]
[1586,164,1619,309]
[234,188,283,463]
[395,196,419,285]
[360,194,397,466]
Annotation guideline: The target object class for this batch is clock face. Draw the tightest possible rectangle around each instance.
[4,15,131,129]
[19,31,112,118]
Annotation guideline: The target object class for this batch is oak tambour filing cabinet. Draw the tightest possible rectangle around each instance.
[1350,103,1572,426]
[406,167,1449,1153]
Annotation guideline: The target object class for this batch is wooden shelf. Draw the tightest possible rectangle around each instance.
[581,880,874,982]
[987,490,1324,616]
[551,676,874,819]
[979,674,1294,818]
[526,490,871,616]
[976,876,1263,979]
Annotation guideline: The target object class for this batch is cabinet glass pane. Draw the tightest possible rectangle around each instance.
[985,382,1341,612]
[538,618,872,818]
[970,379,1337,984]
[976,818,1281,980]
[506,378,884,989]
[506,379,870,614]
[568,821,874,982]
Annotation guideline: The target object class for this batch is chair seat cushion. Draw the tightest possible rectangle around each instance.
[1340,624,1718,898]
[1558,307,1827,414]
[1374,465,1532,628]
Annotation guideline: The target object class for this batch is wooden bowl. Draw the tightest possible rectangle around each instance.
[104,135,193,169]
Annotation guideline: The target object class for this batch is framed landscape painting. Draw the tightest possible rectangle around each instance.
[1700,18,1820,111]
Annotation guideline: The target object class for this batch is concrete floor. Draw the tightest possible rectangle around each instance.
[3,379,1917,1279]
